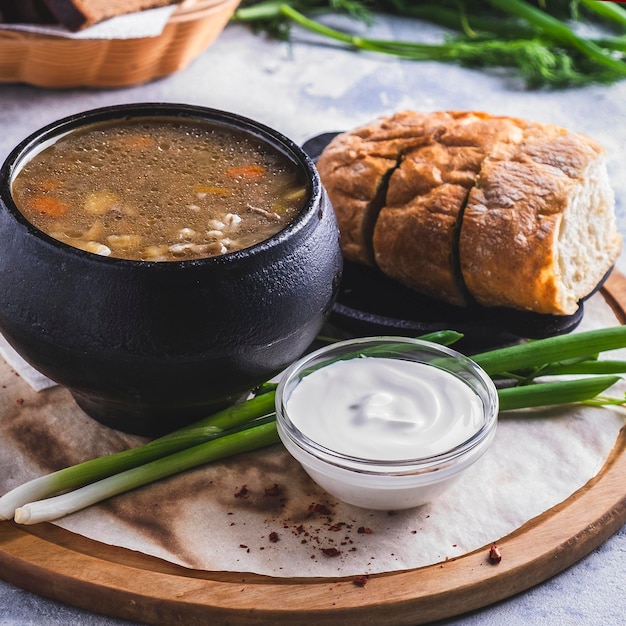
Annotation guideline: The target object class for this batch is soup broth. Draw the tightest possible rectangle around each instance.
[11,117,307,261]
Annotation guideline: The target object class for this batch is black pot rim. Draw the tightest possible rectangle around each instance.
[0,102,322,271]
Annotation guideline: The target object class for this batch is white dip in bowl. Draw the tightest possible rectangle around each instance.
[275,337,499,510]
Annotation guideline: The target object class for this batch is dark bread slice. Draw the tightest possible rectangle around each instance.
[42,0,178,30]
[0,0,55,23]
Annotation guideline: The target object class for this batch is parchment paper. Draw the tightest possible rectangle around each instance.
[0,293,624,578]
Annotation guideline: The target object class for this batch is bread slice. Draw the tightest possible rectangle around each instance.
[316,111,453,266]
[42,0,178,30]
[373,111,525,306]
[460,122,620,315]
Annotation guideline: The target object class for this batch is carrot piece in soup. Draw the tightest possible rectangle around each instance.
[225,164,267,180]
[28,195,69,218]
[115,134,156,150]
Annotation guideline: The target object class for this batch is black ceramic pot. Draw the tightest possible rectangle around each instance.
[0,103,342,436]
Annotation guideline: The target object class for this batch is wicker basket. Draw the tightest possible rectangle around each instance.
[0,0,241,88]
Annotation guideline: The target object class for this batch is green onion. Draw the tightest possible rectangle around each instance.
[414,330,464,346]
[13,420,279,525]
[471,327,626,375]
[583,393,626,407]
[0,390,276,520]
[497,376,621,412]
[529,359,626,378]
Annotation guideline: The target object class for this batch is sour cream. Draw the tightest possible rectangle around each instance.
[277,338,498,510]
[286,357,484,461]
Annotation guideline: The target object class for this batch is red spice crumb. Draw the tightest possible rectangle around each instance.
[357,526,372,534]
[353,575,369,588]
[328,523,345,532]
[264,483,280,496]
[321,547,341,557]
[269,531,279,543]
[234,485,249,499]
[16,398,24,405]
[309,503,332,516]
[488,544,502,564]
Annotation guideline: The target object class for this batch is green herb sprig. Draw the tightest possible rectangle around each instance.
[233,0,626,88]
[1,325,625,524]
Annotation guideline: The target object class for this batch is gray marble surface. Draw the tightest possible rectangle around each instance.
[1,14,625,625]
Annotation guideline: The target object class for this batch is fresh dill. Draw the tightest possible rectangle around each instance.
[233,0,626,88]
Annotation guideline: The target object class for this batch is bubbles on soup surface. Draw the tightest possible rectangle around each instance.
[11,118,308,261]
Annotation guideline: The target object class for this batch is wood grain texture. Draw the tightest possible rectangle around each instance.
[1,274,626,625]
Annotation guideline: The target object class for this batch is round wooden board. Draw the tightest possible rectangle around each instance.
[2,273,626,625]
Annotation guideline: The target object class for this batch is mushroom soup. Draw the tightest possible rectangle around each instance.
[11,117,308,261]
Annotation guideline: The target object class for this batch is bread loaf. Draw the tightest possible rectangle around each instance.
[317,111,621,315]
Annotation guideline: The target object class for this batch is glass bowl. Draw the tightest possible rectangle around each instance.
[275,337,499,510]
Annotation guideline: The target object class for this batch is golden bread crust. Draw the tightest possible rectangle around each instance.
[316,111,451,265]
[317,110,621,315]
[460,122,619,315]
[373,112,525,305]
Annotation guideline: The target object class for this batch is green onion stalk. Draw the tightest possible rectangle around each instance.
[0,390,277,520]
[2,326,626,524]
[13,419,279,525]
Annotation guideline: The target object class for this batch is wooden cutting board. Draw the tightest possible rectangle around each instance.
[1,272,626,625]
